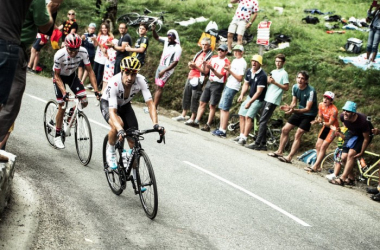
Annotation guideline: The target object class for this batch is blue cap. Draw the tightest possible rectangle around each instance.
[342,101,357,113]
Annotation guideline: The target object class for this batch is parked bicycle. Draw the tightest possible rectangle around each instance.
[321,147,380,186]
[43,95,93,165]
[117,8,165,32]
[102,128,165,219]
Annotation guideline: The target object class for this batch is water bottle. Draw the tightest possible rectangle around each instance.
[67,107,75,126]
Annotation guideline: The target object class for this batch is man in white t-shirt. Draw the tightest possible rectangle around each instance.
[245,54,289,150]
[212,45,247,138]
[227,0,259,54]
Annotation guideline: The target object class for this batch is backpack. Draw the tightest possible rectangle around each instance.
[302,16,320,24]
[344,38,363,54]
[297,149,317,165]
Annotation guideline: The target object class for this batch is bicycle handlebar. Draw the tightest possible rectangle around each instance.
[125,129,165,144]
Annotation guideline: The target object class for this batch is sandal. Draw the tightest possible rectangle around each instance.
[304,166,321,172]
[344,178,355,186]
[267,152,282,158]
[329,177,345,186]
[278,156,292,164]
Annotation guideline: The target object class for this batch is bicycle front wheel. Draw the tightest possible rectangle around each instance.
[102,135,126,195]
[136,150,158,219]
[43,100,59,148]
[321,152,335,171]
[117,12,139,25]
[75,112,93,165]
[367,169,379,186]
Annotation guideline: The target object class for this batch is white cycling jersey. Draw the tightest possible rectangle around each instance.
[102,73,152,108]
[53,47,90,76]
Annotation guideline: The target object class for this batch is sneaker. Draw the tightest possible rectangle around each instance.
[143,107,149,113]
[185,119,199,128]
[54,136,65,149]
[237,138,246,145]
[85,84,93,90]
[212,129,227,138]
[172,115,185,121]
[326,173,336,181]
[201,124,210,132]
[258,144,268,151]
[367,187,380,195]
[233,136,240,142]
[245,143,260,149]
[106,150,118,170]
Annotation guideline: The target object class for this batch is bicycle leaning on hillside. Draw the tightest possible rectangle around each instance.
[117,8,165,32]
[321,147,380,186]
[43,95,93,166]
[102,128,165,219]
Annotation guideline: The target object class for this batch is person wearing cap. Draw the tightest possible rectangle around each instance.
[304,91,339,172]
[186,44,230,131]
[78,23,98,89]
[172,37,213,123]
[328,101,373,186]
[234,54,267,145]
[212,44,247,137]
[268,71,318,163]
[151,25,182,109]
[227,0,259,54]
[245,54,289,150]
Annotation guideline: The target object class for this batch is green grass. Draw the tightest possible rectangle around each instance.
[38,0,380,152]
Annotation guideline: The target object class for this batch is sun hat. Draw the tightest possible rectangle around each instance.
[323,91,335,100]
[251,54,263,65]
[342,101,357,113]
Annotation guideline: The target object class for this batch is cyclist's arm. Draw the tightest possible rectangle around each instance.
[84,64,99,92]
[109,108,124,132]
[146,100,158,125]
[54,69,67,95]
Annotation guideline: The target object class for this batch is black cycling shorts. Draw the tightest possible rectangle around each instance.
[53,73,86,103]
[100,100,138,130]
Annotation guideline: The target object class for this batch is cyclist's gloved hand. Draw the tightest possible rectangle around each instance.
[153,124,165,135]
[63,92,70,102]
[95,91,102,100]
[117,129,126,141]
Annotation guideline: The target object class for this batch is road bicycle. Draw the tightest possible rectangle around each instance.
[226,113,289,151]
[102,128,165,219]
[117,8,165,32]
[43,95,93,165]
[321,147,380,186]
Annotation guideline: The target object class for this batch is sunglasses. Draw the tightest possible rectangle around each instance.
[67,47,79,52]
[343,109,353,114]
[123,69,139,75]
[218,49,227,52]
[68,13,76,15]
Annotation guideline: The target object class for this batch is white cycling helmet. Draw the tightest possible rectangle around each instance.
[323,91,335,100]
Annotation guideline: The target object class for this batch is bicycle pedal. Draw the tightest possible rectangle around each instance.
[126,175,134,181]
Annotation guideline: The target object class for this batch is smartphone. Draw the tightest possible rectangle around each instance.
[372,1,378,7]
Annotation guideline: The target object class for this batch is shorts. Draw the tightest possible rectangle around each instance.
[200,81,224,106]
[100,100,138,130]
[182,79,202,113]
[287,113,316,132]
[53,73,86,103]
[318,126,336,143]
[228,19,247,36]
[155,65,174,87]
[79,56,94,68]
[218,86,238,111]
[32,38,45,52]
[238,96,263,119]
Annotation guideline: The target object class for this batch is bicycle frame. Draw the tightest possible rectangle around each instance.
[356,151,380,181]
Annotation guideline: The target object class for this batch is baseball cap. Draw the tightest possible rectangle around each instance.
[218,44,228,51]
[232,44,244,52]
[89,23,96,28]
[251,54,263,65]
[342,101,357,113]
[323,91,335,100]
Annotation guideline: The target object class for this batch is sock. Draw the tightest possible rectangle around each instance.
[240,133,245,138]
[108,143,115,152]
[55,128,61,137]
[219,128,226,133]
[194,119,199,124]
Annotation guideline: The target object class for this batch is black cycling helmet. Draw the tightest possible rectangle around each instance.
[120,56,141,72]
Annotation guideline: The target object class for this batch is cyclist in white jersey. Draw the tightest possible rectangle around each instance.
[53,33,101,149]
[100,56,165,169]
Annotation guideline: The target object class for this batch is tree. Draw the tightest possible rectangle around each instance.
[96,0,118,31]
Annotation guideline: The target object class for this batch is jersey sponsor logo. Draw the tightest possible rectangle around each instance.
[114,82,117,86]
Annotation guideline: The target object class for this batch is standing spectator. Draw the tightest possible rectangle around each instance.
[366,2,380,66]
[186,44,230,131]
[79,23,97,89]
[305,91,339,172]
[172,37,213,123]
[234,54,267,145]
[58,9,77,43]
[0,0,35,112]
[245,54,289,149]
[125,23,149,66]
[0,0,57,146]
[151,25,182,109]
[227,0,259,55]
[93,23,113,90]
[102,38,118,93]
[328,101,372,186]
[107,22,132,75]
[268,71,318,163]
[27,33,48,74]
[212,44,247,137]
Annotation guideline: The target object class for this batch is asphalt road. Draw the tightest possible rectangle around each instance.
[1,73,380,249]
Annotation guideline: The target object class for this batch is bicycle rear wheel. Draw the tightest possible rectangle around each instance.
[367,169,379,186]
[117,12,139,25]
[136,150,158,219]
[102,135,126,195]
[75,111,93,166]
[43,100,59,148]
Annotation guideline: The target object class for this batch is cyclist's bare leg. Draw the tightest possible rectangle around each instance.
[312,140,330,170]
[243,116,253,137]
[285,127,306,161]
[154,86,164,109]
[219,110,229,130]
[206,104,217,125]
[55,102,66,130]
[275,123,294,155]
[195,101,207,122]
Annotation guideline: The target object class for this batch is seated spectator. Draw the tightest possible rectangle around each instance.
[328,101,372,186]
[172,37,213,123]
[185,44,230,131]
[305,91,339,172]
[234,54,266,145]
[212,45,247,138]
[27,33,48,74]
[268,71,318,163]
[79,23,97,89]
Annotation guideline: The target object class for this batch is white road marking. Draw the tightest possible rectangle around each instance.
[26,94,110,129]
[183,161,311,227]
